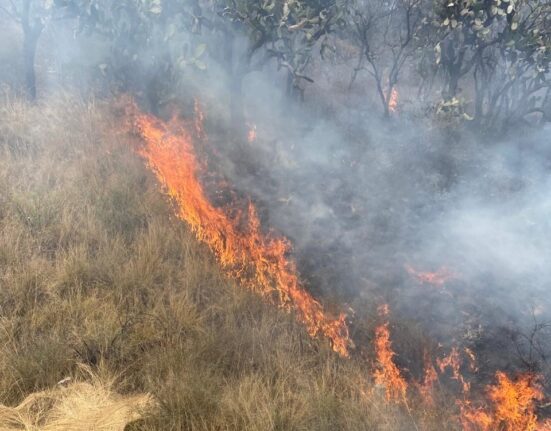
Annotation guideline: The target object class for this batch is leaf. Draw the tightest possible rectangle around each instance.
[194,43,207,59]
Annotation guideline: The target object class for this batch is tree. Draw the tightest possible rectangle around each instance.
[471,0,551,129]
[218,0,349,100]
[0,0,60,100]
[428,0,550,131]
[347,0,425,117]
[73,0,210,109]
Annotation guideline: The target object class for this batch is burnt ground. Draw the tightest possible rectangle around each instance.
[199,99,551,399]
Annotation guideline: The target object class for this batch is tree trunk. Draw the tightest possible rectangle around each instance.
[21,0,43,101]
[445,66,460,101]
[23,35,38,100]
[223,32,246,134]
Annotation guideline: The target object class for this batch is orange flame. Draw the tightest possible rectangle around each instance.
[460,372,543,431]
[126,100,352,357]
[405,264,456,287]
[373,305,408,402]
[121,98,551,429]
[464,347,479,373]
[437,347,470,393]
[417,352,439,406]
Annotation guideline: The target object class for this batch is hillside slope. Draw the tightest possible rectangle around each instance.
[0,94,452,430]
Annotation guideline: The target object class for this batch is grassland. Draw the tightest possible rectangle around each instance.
[0,93,454,430]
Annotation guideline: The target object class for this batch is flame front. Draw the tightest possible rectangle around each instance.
[460,372,543,431]
[373,305,408,402]
[128,103,352,357]
[417,352,438,406]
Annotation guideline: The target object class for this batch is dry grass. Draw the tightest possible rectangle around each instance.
[0,92,456,430]
[0,366,153,431]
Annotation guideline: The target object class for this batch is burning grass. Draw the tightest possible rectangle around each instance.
[1,92,549,430]
[127,100,351,357]
[0,92,457,430]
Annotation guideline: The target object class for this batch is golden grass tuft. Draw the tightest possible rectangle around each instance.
[0,367,154,431]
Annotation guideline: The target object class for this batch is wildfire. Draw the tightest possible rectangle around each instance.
[125,100,352,357]
[437,347,471,393]
[464,347,479,373]
[121,98,551,428]
[460,372,543,431]
[405,264,456,287]
[417,352,439,406]
[373,304,408,402]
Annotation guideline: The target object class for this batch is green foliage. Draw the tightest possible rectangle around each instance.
[1,0,548,130]
[68,0,211,100]
[347,0,426,115]
[216,0,350,95]
[411,0,550,130]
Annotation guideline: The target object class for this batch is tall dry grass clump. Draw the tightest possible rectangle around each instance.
[0,366,153,431]
[0,92,456,430]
